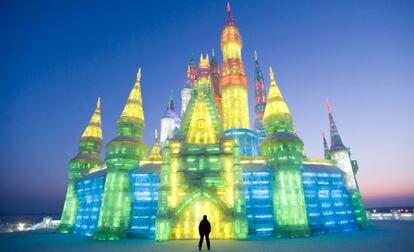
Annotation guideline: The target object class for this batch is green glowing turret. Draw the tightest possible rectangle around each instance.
[93,68,148,240]
[260,67,310,237]
[58,98,104,233]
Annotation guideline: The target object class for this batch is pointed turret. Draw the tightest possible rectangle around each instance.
[253,50,267,143]
[58,98,104,233]
[260,67,310,238]
[119,68,144,125]
[186,93,218,144]
[94,68,148,240]
[263,67,293,135]
[147,129,162,161]
[325,99,356,191]
[326,99,346,151]
[325,100,369,228]
[81,98,103,140]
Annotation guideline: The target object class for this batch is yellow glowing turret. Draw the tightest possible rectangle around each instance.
[263,67,294,135]
[81,97,103,140]
[147,129,162,161]
[220,3,250,130]
[264,67,290,117]
[120,68,144,122]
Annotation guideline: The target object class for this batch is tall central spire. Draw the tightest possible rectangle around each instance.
[220,2,250,130]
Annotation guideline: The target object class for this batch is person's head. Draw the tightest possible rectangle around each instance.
[203,215,207,220]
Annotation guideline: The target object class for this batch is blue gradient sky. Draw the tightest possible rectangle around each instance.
[0,0,413,213]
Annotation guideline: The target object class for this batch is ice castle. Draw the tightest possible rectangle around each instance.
[58,3,369,240]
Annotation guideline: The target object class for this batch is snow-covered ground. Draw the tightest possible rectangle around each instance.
[1,221,413,252]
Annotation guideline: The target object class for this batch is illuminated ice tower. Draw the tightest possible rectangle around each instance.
[156,54,248,241]
[93,69,148,240]
[220,3,258,157]
[260,67,311,237]
[58,98,103,233]
[160,91,181,148]
[220,2,250,130]
[325,101,369,228]
[253,50,267,144]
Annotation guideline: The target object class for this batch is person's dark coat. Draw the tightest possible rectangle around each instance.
[198,216,211,235]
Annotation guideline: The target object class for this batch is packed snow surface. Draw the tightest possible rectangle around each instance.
[1,221,413,252]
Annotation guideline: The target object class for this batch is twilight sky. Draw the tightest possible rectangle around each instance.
[0,0,413,213]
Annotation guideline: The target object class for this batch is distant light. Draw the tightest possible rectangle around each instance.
[16,222,26,231]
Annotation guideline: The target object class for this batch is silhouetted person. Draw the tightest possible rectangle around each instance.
[198,215,211,251]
